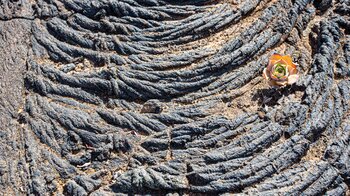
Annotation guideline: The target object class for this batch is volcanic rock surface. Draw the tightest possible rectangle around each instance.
[0,0,350,195]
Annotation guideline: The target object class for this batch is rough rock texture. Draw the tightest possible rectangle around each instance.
[1,0,350,195]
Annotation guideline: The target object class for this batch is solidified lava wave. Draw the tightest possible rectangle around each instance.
[0,0,350,195]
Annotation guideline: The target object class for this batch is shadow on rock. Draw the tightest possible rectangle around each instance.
[252,85,303,107]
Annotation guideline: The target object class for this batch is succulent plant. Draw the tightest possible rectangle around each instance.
[263,54,299,87]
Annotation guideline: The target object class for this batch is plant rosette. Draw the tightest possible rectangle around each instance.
[263,54,299,87]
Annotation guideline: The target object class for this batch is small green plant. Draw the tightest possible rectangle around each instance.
[263,54,299,87]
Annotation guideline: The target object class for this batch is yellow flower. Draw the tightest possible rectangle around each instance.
[263,54,299,87]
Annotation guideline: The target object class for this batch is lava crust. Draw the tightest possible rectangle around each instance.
[0,0,350,195]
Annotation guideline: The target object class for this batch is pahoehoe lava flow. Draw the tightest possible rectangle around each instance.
[0,0,350,195]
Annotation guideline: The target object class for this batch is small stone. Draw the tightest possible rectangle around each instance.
[59,63,76,73]
[258,111,265,119]
[140,99,163,113]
